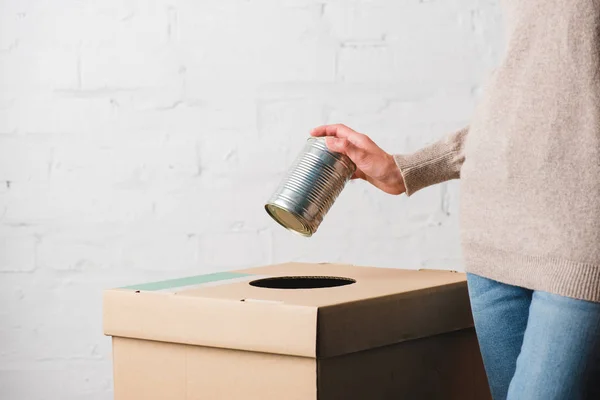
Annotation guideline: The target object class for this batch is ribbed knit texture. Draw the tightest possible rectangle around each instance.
[395,0,600,302]
[394,128,468,196]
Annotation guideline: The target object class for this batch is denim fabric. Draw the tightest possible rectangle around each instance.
[467,273,600,400]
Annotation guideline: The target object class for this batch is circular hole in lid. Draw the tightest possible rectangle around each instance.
[249,276,356,289]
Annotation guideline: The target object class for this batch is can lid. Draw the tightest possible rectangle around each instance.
[265,203,312,237]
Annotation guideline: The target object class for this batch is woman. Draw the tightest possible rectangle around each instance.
[311,1,600,399]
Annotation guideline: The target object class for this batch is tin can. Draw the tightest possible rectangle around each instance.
[265,137,356,237]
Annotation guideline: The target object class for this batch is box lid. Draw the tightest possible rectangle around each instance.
[103,263,473,358]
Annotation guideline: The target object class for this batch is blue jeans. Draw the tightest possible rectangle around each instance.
[467,273,600,400]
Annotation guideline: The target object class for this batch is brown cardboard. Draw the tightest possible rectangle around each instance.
[104,263,491,399]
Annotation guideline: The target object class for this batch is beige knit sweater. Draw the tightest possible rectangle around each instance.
[395,0,600,302]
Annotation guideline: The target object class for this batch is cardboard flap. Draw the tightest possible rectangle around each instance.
[317,281,473,358]
[103,289,319,357]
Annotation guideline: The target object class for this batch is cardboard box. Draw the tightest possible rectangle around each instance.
[104,263,491,399]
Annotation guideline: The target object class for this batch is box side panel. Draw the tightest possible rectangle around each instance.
[318,328,491,400]
[112,337,317,400]
[187,344,317,400]
[113,337,187,400]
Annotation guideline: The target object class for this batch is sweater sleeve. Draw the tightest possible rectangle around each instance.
[393,127,468,196]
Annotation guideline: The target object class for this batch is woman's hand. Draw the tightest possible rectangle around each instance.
[310,124,405,195]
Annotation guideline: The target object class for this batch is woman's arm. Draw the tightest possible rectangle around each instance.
[310,124,468,196]
[394,126,468,195]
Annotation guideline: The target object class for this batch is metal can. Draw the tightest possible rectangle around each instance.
[265,137,356,237]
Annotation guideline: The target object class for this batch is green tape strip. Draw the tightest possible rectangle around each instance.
[120,272,254,292]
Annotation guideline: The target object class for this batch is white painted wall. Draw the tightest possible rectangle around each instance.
[0,0,504,398]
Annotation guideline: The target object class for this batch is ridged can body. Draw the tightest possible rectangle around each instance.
[265,137,356,236]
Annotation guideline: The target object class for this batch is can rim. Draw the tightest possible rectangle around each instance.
[264,203,313,237]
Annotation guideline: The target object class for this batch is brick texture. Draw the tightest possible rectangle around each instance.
[0,0,503,398]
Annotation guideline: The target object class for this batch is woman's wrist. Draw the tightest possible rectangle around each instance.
[382,154,406,195]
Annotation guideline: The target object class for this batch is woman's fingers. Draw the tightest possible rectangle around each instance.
[311,130,369,180]
[309,124,405,195]
[310,124,355,139]
[325,137,369,166]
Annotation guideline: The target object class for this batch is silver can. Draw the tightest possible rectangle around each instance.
[265,137,356,237]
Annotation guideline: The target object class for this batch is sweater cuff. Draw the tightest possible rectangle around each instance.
[393,128,468,196]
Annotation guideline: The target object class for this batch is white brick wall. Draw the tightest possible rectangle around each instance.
[0,0,504,398]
